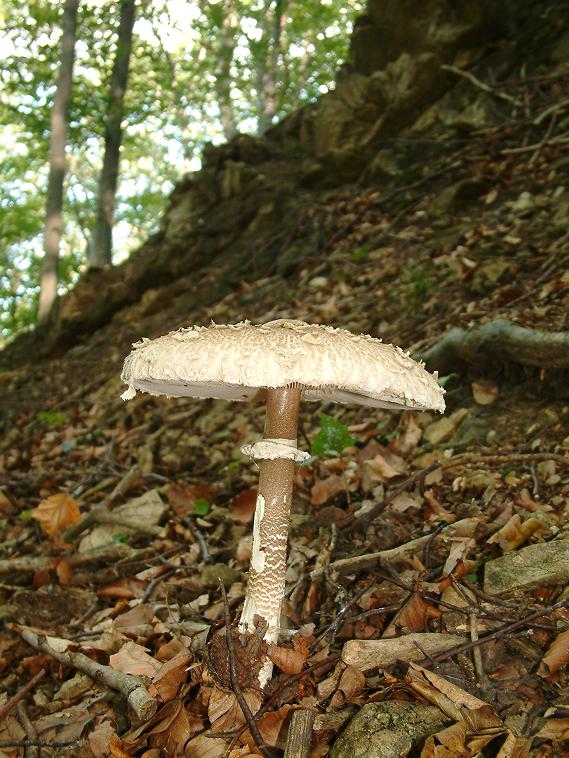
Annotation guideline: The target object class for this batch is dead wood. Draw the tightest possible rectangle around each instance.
[421,319,569,374]
[11,625,157,721]
[284,709,315,758]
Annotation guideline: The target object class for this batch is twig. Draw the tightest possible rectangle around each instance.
[469,610,489,699]
[342,463,439,534]
[184,519,212,563]
[0,669,45,722]
[141,567,176,602]
[442,452,569,470]
[309,581,371,651]
[312,518,478,578]
[284,710,314,758]
[16,701,39,758]
[441,64,521,106]
[0,740,77,749]
[219,583,272,758]
[424,598,569,667]
[11,625,157,721]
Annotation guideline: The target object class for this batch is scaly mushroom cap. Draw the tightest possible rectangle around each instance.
[121,319,445,412]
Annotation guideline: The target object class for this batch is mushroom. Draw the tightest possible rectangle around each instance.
[121,319,445,684]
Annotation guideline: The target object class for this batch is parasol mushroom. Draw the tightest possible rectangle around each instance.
[121,319,445,685]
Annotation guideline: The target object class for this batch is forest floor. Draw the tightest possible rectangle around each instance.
[1,72,569,757]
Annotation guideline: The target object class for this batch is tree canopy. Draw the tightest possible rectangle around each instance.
[0,0,361,343]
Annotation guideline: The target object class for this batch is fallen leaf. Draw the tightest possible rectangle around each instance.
[487,514,542,553]
[149,651,192,701]
[495,732,531,757]
[329,665,365,708]
[310,475,345,505]
[420,721,468,756]
[383,593,441,637]
[109,641,162,677]
[31,493,80,538]
[268,643,306,674]
[361,449,407,488]
[89,721,126,758]
[538,629,569,678]
[536,718,569,740]
[185,734,233,758]
[54,556,73,586]
[472,379,499,405]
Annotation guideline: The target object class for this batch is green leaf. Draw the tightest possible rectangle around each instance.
[311,412,356,458]
[193,498,211,516]
[36,410,68,425]
[112,534,129,544]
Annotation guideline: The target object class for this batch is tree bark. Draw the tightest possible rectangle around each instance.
[37,0,80,325]
[214,0,238,141]
[89,0,136,269]
[420,319,569,374]
[256,0,287,134]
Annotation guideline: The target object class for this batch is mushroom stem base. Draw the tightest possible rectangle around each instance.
[238,387,301,683]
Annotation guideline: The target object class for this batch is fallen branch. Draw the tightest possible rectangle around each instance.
[0,669,45,721]
[310,518,479,578]
[284,710,314,758]
[11,625,157,721]
[442,452,569,470]
[0,543,142,578]
[424,598,569,667]
[421,319,569,374]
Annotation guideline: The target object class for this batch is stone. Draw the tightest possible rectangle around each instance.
[330,701,447,758]
[342,633,466,672]
[484,539,569,595]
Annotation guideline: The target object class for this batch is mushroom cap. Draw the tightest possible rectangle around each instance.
[121,319,445,412]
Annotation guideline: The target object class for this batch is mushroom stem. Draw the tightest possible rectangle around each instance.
[239,387,301,653]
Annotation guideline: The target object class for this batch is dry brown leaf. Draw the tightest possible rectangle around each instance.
[254,705,294,748]
[54,556,73,586]
[31,493,80,538]
[89,721,127,758]
[208,687,262,732]
[407,663,502,734]
[329,665,365,708]
[424,489,456,523]
[383,592,441,637]
[362,449,407,488]
[148,701,193,756]
[472,379,499,405]
[149,651,192,701]
[441,538,474,577]
[109,641,162,678]
[310,475,345,505]
[495,732,531,757]
[538,629,569,677]
[487,514,542,553]
[268,643,306,674]
[396,412,423,454]
[185,734,229,758]
[536,717,569,740]
[230,488,258,523]
[420,721,468,757]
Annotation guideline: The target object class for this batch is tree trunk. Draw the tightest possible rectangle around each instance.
[89,0,136,269]
[256,0,287,134]
[37,0,80,326]
[214,0,238,141]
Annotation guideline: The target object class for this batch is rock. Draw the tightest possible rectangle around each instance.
[484,539,569,595]
[350,0,503,76]
[200,563,241,589]
[470,258,510,293]
[330,701,447,758]
[342,633,466,672]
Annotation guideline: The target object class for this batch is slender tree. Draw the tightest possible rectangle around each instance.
[214,0,238,140]
[256,0,287,133]
[89,0,136,269]
[37,0,80,325]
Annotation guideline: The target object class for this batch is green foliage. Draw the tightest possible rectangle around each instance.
[352,243,372,263]
[403,264,436,306]
[35,410,68,425]
[311,412,355,458]
[0,0,362,343]
[193,498,211,516]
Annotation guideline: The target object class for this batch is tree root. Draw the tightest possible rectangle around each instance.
[421,319,569,374]
[11,625,157,721]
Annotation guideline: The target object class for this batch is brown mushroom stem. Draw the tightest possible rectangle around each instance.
[239,386,301,652]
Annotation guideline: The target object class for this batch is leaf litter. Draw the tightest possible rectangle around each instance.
[1,65,569,758]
